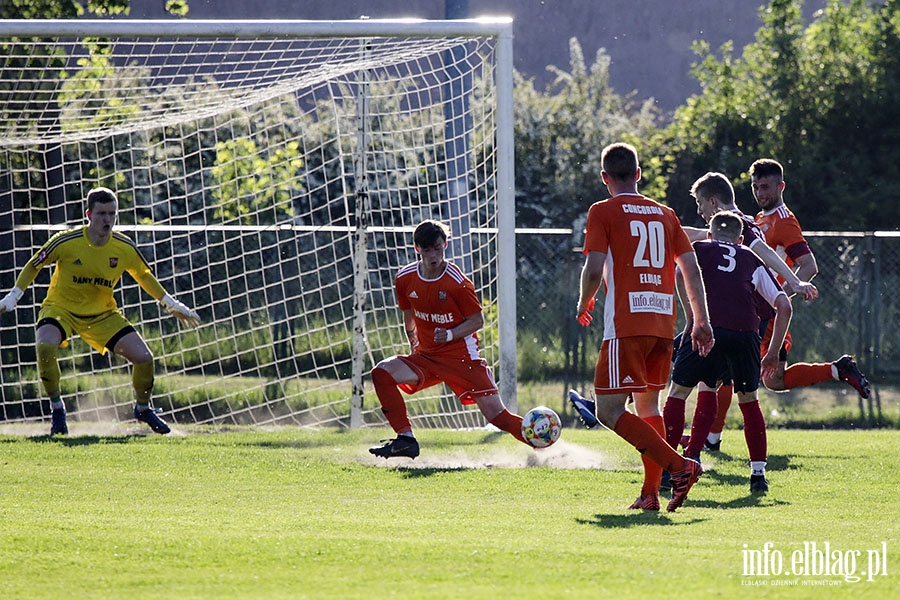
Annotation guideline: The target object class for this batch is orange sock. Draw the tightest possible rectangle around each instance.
[783,363,833,389]
[710,384,733,435]
[613,412,684,474]
[641,415,664,496]
[489,409,527,444]
[372,368,411,434]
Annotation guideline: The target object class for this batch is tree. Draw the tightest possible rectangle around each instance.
[654,0,900,231]
[513,38,661,230]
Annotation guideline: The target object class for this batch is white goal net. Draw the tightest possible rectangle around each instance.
[0,19,516,430]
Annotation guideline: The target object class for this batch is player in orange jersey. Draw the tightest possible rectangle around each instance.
[703,159,871,452]
[0,187,200,435]
[568,142,714,512]
[368,219,528,459]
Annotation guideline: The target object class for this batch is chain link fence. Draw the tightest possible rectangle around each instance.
[515,230,900,385]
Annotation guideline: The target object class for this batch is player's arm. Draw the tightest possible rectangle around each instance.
[434,310,483,344]
[752,265,792,380]
[403,309,419,351]
[0,252,46,315]
[575,250,605,326]
[674,251,714,357]
[747,238,818,301]
[681,226,708,242]
[673,265,693,342]
[130,267,200,328]
[792,252,818,283]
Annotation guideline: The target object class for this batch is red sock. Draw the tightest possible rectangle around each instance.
[489,409,527,444]
[685,390,717,458]
[613,412,684,473]
[372,368,411,434]
[739,400,768,462]
[641,415,664,496]
[783,363,833,389]
[662,396,686,450]
[710,384,733,434]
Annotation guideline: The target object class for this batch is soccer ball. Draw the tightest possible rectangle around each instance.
[521,406,562,448]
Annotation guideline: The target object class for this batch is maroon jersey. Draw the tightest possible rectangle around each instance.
[693,239,785,332]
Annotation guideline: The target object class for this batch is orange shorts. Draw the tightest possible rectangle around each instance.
[397,352,498,405]
[594,336,674,395]
[760,319,793,359]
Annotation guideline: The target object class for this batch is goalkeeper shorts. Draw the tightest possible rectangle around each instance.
[38,304,134,355]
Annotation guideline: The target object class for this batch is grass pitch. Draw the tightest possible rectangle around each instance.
[0,426,897,599]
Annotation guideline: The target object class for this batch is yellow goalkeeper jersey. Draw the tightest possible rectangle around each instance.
[15,226,166,317]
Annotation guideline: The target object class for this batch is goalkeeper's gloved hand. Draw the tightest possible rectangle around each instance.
[0,287,24,315]
[160,293,201,328]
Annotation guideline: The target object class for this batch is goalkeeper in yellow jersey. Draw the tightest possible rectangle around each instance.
[0,187,200,435]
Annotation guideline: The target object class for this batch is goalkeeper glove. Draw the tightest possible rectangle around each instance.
[0,287,24,315]
[160,293,201,328]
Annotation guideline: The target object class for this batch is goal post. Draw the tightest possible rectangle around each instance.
[0,18,516,430]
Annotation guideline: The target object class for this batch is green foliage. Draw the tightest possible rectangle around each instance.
[655,0,900,230]
[513,38,662,229]
[211,138,303,225]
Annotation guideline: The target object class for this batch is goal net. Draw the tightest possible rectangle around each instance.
[0,19,516,431]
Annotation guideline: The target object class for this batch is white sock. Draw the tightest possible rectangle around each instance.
[830,363,839,380]
[707,432,721,444]
[399,431,415,439]
[750,461,766,477]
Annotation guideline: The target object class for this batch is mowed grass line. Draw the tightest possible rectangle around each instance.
[0,427,897,599]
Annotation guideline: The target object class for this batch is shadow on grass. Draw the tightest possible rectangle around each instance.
[0,434,136,446]
[577,512,707,528]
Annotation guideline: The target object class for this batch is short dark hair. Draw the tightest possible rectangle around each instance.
[601,142,639,182]
[709,211,743,243]
[749,158,784,180]
[690,172,735,207]
[413,219,450,248]
[86,187,118,211]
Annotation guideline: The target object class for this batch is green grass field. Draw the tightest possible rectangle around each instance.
[0,426,897,599]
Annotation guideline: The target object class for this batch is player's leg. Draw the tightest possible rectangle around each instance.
[737,392,769,493]
[705,382,732,451]
[111,329,170,435]
[368,356,421,458]
[662,382,692,451]
[36,321,67,435]
[474,393,526,444]
[594,337,701,511]
[682,382,719,461]
[631,391,664,510]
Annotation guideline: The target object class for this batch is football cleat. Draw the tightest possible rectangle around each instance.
[50,408,68,435]
[134,406,171,435]
[628,493,660,511]
[567,389,599,429]
[369,435,420,459]
[666,457,703,512]
[704,438,721,452]
[749,474,769,494]
[834,355,871,399]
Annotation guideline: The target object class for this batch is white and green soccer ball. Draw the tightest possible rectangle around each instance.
[522,406,562,448]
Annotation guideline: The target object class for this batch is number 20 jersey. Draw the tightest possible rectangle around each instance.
[583,193,694,340]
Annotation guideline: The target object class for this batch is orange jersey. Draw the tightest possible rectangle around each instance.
[395,260,483,358]
[754,204,812,269]
[583,193,694,340]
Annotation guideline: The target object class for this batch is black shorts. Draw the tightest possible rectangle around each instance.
[671,328,762,393]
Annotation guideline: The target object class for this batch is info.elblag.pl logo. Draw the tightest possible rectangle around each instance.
[742,541,889,586]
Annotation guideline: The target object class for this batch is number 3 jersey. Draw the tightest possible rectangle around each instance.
[583,193,694,340]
